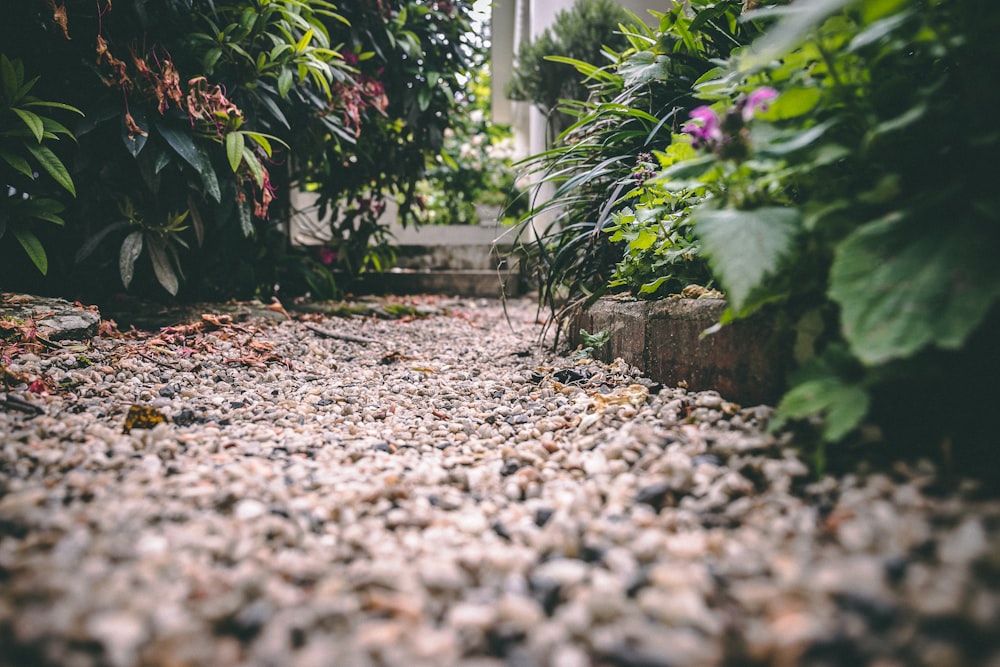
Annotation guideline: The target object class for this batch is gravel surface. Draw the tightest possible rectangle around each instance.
[1,295,998,667]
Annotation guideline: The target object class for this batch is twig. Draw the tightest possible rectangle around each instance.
[301,322,378,346]
[0,393,44,415]
[135,350,183,371]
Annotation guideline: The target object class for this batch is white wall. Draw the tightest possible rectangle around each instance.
[491,0,665,161]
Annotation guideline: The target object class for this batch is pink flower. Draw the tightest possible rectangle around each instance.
[682,106,723,149]
[319,247,336,266]
[743,87,778,120]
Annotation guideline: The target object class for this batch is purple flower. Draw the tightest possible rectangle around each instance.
[743,87,778,121]
[682,106,723,148]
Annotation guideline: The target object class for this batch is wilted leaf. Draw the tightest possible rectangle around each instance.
[122,404,167,433]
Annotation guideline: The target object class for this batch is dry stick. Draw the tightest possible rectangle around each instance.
[301,322,378,346]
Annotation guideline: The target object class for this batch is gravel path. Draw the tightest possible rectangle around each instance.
[1,296,998,667]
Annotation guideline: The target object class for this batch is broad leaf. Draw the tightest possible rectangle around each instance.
[75,220,130,263]
[618,51,671,87]
[694,206,801,311]
[237,198,254,237]
[11,227,47,274]
[13,108,44,142]
[147,236,179,296]
[119,230,144,288]
[0,147,34,179]
[24,143,75,195]
[777,377,870,441]
[241,146,264,188]
[156,122,222,202]
[829,215,1000,365]
[225,131,245,172]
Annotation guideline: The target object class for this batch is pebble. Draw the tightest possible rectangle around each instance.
[0,295,996,667]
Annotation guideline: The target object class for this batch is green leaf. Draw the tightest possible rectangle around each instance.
[777,377,870,441]
[11,227,47,274]
[278,68,293,98]
[241,146,264,188]
[618,51,671,87]
[156,122,222,202]
[237,198,254,237]
[1,54,18,99]
[147,236,179,296]
[737,0,854,72]
[243,131,274,157]
[13,108,44,143]
[694,206,801,312]
[225,132,245,172]
[24,143,75,195]
[755,87,822,121]
[0,147,34,179]
[119,230,144,289]
[829,216,1000,365]
[204,47,223,73]
[75,220,130,263]
[22,100,84,115]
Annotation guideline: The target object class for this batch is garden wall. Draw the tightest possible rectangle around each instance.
[573,297,792,406]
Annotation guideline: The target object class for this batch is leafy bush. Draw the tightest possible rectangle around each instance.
[295,0,482,284]
[700,0,998,466]
[1,55,82,276]
[507,0,632,137]
[563,0,999,469]
[0,0,482,300]
[513,0,757,324]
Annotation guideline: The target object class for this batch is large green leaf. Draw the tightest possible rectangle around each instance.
[618,51,671,87]
[24,143,75,195]
[829,215,1000,365]
[119,230,144,289]
[694,206,801,311]
[225,131,245,172]
[155,122,222,202]
[13,108,44,142]
[147,236,179,296]
[0,147,34,179]
[777,377,870,442]
[11,227,47,275]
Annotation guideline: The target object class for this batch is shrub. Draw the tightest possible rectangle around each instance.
[578,0,1000,471]
[506,0,632,137]
[0,0,482,300]
[0,54,82,278]
[513,0,757,327]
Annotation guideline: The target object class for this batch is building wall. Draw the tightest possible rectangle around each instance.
[491,0,666,161]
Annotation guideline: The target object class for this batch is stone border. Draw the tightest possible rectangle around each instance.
[572,297,792,406]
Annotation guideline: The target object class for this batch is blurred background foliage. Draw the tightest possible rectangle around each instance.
[0,0,487,300]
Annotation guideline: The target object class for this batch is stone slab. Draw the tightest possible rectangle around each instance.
[358,270,523,299]
[573,297,791,406]
[1,293,101,341]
